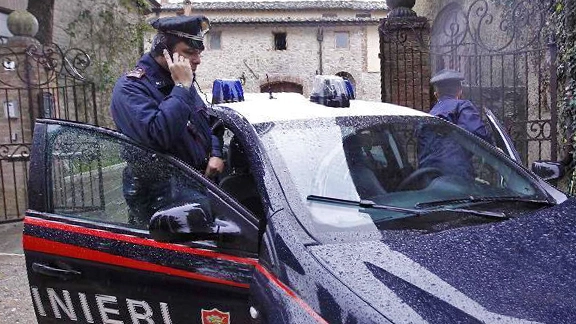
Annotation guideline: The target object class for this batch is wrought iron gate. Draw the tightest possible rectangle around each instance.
[380,0,558,167]
[0,40,98,223]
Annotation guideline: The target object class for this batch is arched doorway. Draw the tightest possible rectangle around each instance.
[335,71,355,86]
[335,71,356,99]
[260,81,303,94]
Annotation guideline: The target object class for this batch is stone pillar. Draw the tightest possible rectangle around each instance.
[379,0,432,112]
[5,9,40,134]
[0,9,39,221]
[183,0,192,15]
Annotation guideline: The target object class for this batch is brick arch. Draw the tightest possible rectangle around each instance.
[259,76,304,94]
[335,71,356,86]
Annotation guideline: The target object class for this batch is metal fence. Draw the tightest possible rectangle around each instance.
[380,0,558,167]
[0,39,98,223]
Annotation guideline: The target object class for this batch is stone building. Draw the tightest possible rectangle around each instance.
[0,0,386,222]
[152,0,388,101]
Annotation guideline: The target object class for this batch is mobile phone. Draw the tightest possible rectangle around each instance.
[162,42,173,58]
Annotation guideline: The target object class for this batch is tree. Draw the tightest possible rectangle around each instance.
[27,0,55,44]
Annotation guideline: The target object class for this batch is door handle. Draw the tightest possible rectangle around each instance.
[32,263,82,280]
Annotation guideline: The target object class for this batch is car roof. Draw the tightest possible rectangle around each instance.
[213,92,431,124]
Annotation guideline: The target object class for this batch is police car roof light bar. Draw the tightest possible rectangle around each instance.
[309,75,350,108]
[212,79,245,104]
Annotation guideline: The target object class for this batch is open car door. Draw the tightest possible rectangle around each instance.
[23,119,260,324]
[484,108,565,182]
[484,108,522,163]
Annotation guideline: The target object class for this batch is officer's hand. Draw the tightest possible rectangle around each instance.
[205,157,225,178]
[163,49,193,88]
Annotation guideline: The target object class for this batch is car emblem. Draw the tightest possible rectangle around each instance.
[201,308,230,324]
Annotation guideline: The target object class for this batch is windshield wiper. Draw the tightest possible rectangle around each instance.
[307,195,508,219]
[414,196,554,209]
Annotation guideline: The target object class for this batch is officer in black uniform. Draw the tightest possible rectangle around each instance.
[110,15,224,226]
[418,69,493,180]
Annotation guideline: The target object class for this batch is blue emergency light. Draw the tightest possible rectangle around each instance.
[309,75,351,108]
[344,79,355,100]
[212,79,244,104]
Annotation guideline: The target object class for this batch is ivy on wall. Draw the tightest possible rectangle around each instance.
[554,0,576,162]
[65,0,153,126]
[490,0,575,162]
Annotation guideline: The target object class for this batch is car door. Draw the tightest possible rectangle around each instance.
[484,107,522,162]
[23,119,260,324]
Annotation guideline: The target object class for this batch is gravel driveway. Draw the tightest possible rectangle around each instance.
[0,222,36,324]
[0,254,36,324]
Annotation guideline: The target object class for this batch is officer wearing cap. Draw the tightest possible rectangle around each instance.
[417,69,493,179]
[110,15,224,225]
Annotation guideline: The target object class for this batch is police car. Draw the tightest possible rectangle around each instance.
[23,78,575,324]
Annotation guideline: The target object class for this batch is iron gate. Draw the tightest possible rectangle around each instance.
[380,0,558,167]
[0,40,98,223]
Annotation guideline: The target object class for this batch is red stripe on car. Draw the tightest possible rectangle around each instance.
[23,235,250,288]
[24,216,327,323]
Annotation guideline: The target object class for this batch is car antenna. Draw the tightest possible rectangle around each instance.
[266,74,275,99]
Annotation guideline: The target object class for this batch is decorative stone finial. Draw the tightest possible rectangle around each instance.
[7,10,39,37]
[386,0,417,18]
[183,0,192,16]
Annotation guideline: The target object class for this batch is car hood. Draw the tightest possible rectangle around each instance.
[308,198,576,324]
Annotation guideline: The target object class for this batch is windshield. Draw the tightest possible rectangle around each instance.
[258,115,550,237]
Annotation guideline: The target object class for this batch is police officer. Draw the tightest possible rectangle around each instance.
[110,15,224,225]
[417,69,493,180]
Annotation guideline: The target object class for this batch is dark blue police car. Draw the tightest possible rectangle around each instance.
[23,82,576,323]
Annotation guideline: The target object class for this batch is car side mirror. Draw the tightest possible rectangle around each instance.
[149,203,240,243]
[531,161,565,181]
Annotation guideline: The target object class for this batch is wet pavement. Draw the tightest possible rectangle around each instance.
[0,221,37,324]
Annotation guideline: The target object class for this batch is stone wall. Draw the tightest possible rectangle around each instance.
[195,24,381,101]
[52,0,146,128]
[0,0,27,11]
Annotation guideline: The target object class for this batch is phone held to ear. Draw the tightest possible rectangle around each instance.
[162,43,173,57]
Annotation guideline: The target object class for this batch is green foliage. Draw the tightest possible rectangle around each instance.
[64,0,154,126]
[554,0,576,159]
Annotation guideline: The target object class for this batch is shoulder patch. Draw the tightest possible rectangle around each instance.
[126,67,145,79]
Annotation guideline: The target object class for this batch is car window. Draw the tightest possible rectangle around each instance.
[258,116,550,237]
[218,128,265,219]
[47,124,211,230]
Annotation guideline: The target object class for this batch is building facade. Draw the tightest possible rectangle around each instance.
[153,0,388,101]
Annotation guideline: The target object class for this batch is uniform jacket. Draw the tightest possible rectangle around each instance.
[418,96,493,179]
[110,53,221,170]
